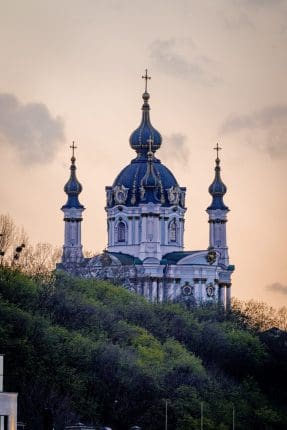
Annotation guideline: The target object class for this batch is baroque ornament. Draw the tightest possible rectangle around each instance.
[167,186,181,205]
[181,282,194,296]
[206,249,216,265]
[113,185,129,205]
[206,283,215,297]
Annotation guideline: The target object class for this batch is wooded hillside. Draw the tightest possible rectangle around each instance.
[0,267,286,430]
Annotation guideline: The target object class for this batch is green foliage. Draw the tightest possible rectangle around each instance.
[0,268,286,430]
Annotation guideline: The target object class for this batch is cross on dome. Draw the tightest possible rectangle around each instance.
[70,141,77,159]
[142,69,151,92]
[213,142,222,160]
[129,70,162,156]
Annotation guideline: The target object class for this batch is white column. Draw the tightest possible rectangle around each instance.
[128,217,133,244]
[173,282,178,300]
[195,280,201,303]
[226,286,231,311]
[179,219,183,248]
[164,218,169,244]
[152,279,157,303]
[219,285,225,307]
[143,280,149,299]
[158,281,163,303]
[141,216,147,241]
[135,217,140,244]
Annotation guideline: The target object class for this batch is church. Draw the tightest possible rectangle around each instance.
[57,72,234,309]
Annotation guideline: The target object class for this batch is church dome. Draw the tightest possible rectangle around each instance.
[129,91,162,155]
[62,154,84,209]
[207,156,228,211]
[110,155,182,206]
[106,77,185,209]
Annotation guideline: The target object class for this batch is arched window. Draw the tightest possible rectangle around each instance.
[169,220,177,243]
[117,221,126,243]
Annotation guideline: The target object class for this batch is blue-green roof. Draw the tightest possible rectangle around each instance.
[108,252,142,265]
[161,251,204,264]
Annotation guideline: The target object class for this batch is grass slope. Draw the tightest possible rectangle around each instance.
[0,268,286,430]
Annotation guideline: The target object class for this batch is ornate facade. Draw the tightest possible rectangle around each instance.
[57,75,234,308]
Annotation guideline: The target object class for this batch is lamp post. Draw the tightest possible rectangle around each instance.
[0,354,4,430]
[0,354,3,392]
[201,402,203,430]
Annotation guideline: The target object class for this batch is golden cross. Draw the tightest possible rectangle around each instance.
[213,142,222,159]
[70,141,77,158]
[142,69,151,92]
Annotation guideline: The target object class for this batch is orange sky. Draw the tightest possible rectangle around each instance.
[0,0,287,307]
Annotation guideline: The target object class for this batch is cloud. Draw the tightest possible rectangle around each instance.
[159,133,190,167]
[219,105,287,158]
[150,39,219,85]
[221,10,253,31]
[266,282,287,295]
[0,93,65,164]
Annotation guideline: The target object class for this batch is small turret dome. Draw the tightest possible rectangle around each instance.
[208,157,228,211]
[62,152,84,209]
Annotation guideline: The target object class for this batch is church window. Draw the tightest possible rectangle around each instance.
[117,221,126,243]
[169,220,177,243]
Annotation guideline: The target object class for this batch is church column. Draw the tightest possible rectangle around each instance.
[134,216,140,244]
[226,285,231,311]
[141,214,147,242]
[164,217,169,245]
[143,280,149,299]
[164,281,171,301]
[128,216,133,244]
[152,279,157,302]
[158,280,163,303]
[179,218,184,248]
[219,284,225,307]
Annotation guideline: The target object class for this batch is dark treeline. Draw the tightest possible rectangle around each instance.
[0,267,286,430]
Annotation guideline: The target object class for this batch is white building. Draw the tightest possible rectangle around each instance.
[0,355,18,430]
[58,74,234,308]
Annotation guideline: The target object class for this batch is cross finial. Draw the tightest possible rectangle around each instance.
[147,135,154,153]
[213,142,222,159]
[142,69,151,92]
[70,141,77,158]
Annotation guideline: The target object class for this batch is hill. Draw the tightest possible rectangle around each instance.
[0,267,286,430]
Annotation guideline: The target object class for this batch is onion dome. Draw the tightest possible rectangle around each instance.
[62,149,84,209]
[106,72,186,208]
[110,156,182,207]
[129,91,162,156]
[207,155,229,211]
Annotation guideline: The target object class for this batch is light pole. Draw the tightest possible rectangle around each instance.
[201,402,203,430]
[165,399,168,430]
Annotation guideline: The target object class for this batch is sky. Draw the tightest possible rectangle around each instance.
[0,0,287,307]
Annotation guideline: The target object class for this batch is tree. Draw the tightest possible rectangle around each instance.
[231,298,287,331]
[0,213,60,278]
